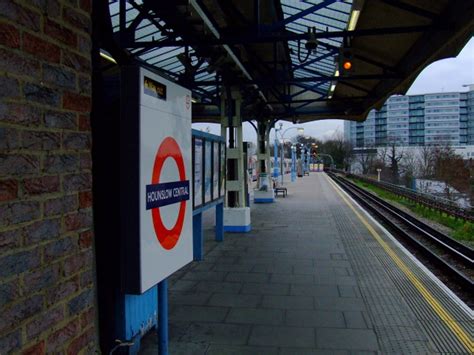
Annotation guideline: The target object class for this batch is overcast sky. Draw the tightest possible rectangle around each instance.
[193,37,474,143]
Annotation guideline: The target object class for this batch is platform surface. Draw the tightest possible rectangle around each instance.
[141,173,473,354]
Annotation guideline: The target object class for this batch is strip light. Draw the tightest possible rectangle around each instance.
[100,51,117,64]
[347,9,360,31]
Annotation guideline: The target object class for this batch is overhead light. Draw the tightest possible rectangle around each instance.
[100,51,117,64]
[335,69,340,77]
[191,98,197,103]
[347,9,360,31]
[305,27,318,53]
[330,83,336,92]
[297,127,305,135]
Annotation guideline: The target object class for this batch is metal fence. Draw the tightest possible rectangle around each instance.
[327,168,474,222]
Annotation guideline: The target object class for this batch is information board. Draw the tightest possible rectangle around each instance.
[121,65,193,294]
[204,140,212,203]
[194,138,203,207]
[213,142,219,199]
[220,143,225,197]
[191,130,224,207]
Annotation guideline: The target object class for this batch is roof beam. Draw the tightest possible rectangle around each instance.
[281,3,348,27]
[264,0,340,32]
[380,0,438,20]
[267,96,367,105]
[291,82,327,98]
[123,25,438,48]
[292,49,337,71]
[189,0,272,110]
[192,74,399,87]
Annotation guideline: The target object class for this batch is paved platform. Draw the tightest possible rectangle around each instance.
[141,173,473,354]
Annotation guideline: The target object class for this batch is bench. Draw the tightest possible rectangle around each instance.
[275,187,287,197]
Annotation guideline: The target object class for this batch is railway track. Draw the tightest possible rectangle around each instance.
[327,172,474,297]
[328,169,473,222]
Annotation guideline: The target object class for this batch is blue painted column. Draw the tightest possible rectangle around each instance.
[193,212,203,261]
[215,202,224,242]
[157,279,168,355]
[306,148,310,174]
[291,146,296,182]
[273,136,279,178]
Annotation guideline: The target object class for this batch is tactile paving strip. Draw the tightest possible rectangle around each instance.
[321,176,473,354]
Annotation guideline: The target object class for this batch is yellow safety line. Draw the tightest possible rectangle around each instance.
[324,174,474,353]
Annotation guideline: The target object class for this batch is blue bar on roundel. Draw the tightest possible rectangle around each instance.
[146,180,190,210]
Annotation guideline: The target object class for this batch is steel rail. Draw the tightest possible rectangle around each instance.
[327,172,473,293]
[330,169,474,222]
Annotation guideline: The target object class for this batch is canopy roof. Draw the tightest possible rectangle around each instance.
[102,0,474,124]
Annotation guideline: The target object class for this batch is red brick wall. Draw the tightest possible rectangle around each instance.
[0,0,97,353]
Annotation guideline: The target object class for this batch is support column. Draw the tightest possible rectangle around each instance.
[254,120,274,203]
[265,129,272,183]
[291,145,296,182]
[221,88,251,232]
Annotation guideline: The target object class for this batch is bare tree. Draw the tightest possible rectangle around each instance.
[386,140,404,184]
[417,145,435,178]
[432,144,470,201]
[317,130,353,170]
[377,145,388,165]
[415,145,436,193]
[353,147,377,175]
[401,150,417,188]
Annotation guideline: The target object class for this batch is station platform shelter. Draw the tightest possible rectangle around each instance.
[139,173,473,354]
[1,1,474,354]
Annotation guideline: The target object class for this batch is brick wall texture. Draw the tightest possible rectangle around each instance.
[0,0,97,353]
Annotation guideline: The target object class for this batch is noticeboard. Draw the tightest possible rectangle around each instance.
[191,130,225,209]
[121,65,193,294]
[204,140,212,203]
[213,142,219,199]
[220,143,225,196]
[193,138,203,207]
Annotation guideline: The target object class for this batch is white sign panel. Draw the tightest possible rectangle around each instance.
[136,67,192,293]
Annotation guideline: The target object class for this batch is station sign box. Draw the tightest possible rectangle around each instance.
[121,65,193,294]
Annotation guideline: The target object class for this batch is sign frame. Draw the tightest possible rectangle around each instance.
[120,65,193,294]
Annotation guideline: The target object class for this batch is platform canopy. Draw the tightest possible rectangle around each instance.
[100,0,474,124]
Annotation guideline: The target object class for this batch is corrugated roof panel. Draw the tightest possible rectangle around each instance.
[282,0,352,96]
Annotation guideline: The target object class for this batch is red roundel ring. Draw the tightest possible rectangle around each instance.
[151,136,187,250]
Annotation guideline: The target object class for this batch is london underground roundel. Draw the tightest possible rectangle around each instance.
[145,136,190,250]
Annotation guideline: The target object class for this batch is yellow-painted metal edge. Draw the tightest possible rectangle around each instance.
[324,174,473,353]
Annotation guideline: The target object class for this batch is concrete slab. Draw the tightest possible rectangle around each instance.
[285,310,345,328]
[315,328,379,351]
[248,325,315,347]
[225,308,284,325]
[179,323,251,345]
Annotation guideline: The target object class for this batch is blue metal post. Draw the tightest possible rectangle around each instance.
[306,147,310,174]
[193,212,203,261]
[157,279,168,355]
[215,202,224,242]
[273,135,279,178]
[291,147,296,182]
